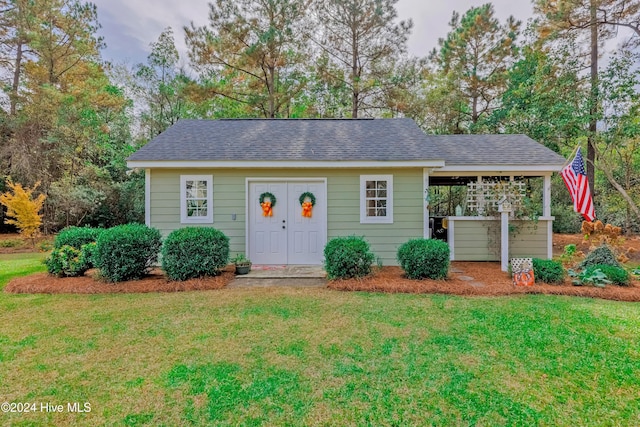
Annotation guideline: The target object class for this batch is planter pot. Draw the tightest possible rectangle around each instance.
[235,265,251,275]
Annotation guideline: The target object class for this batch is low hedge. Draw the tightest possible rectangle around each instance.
[532,258,565,284]
[94,224,162,282]
[45,245,91,277]
[584,264,630,286]
[55,226,103,249]
[161,227,230,281]
[397,238,450,280]
[324,236,375,279]
[54,226,103,268]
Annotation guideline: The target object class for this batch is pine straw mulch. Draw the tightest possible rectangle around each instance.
[5,260,640,302]
[327,262,640,302]
[4,266,235,294]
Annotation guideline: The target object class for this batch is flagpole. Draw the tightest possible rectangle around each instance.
[561,145,581,169]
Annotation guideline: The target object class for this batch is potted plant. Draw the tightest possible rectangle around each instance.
[231,253,252,275]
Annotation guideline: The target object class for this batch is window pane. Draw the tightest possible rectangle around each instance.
[185,181,195,198]
[377,189,387,198]
[187,200,208,217]
[367,208,376,216]
[366,189,376,198]
[377,208,386,216]
[196,188,207,198]
[377,181,387,190]
[377,200,386,208]
[366,181,376,190]
[367,200,377,208]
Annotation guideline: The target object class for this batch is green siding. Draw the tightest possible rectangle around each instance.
[451,218,549,261]
[149,168,424,265]
[510,220,549,259]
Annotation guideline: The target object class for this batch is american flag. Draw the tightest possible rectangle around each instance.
[561,148,595,222]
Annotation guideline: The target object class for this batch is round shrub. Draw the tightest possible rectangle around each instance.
[161,227,230,281]
[45,245,90,277]
[579,244,621,269]
[80,242,97,269]
[95,224,162,282]
[532,258,565,284]
[55,226,103,249]
[584,264,630,286]
[324,236,375,279]
[54,226,103,268]
[397,238,450,280]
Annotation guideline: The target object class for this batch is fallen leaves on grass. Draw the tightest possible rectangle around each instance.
[5,267,235,294]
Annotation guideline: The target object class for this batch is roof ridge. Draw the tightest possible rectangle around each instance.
[217,118,377,121]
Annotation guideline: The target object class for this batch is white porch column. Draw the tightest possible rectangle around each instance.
[501,211,509,271]
[499,201,512,272]
[423,168,430,238]
[145,168,151,226]
[544,174,553,259]
[543,174,552,217]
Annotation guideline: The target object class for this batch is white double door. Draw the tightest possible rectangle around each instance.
[248,180,326,265]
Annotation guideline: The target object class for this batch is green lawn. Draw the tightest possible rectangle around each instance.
[0,252,47,289]
[0,256,639,426]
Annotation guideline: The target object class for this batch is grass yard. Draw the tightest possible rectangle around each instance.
[0,253,47,289]
[1,256,639,426]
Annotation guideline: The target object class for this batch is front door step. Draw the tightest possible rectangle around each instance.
[228,278,326,288]
[227,265,326,288]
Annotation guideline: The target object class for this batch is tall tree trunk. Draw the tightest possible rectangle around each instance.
[10,42,23,116]
[588,0,598,198]
[351,29,358,118]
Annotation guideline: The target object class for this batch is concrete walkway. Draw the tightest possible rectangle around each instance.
[227,265,327,288]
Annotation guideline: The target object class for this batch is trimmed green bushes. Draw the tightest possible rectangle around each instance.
[161,227,230,281]
[95,224,162,282]
[54,226,103,250]
[532,258,565,284]
[48,226,104,274]
[397,238,450,280]
[584,264,630,286]
[45,245,91,277]
[324,236,375,279]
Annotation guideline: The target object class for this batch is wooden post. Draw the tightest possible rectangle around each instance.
[498,199,512,272]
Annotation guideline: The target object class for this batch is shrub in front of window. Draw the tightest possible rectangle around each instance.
[578,244,621,269]
[94,224,162,282]
[532,258,565,284]
[584,264,630,286]
[161,227,230,281]
[45,245,91,277]
[324,236,375,279]
[54,226,103,268]
[397,238,450,280]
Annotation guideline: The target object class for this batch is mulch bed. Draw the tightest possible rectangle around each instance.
[5,267,235,294]
[327,262,640,302]
[5,263,640,301]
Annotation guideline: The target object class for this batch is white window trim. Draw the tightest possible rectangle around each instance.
[360,174,393,224]
[180,175,213,224]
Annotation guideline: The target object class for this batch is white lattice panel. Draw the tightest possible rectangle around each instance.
[466,180,526,215]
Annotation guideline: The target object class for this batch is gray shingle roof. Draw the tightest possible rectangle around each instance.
[127,118,566,166]
[427,134,566,165]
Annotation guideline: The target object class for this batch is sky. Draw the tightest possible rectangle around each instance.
[92,0,535,67]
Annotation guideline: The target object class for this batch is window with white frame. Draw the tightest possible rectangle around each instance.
[180,175,213,223]
[360,175,393,224]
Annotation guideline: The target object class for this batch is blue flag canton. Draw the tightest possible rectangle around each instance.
[572,149,586,176]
